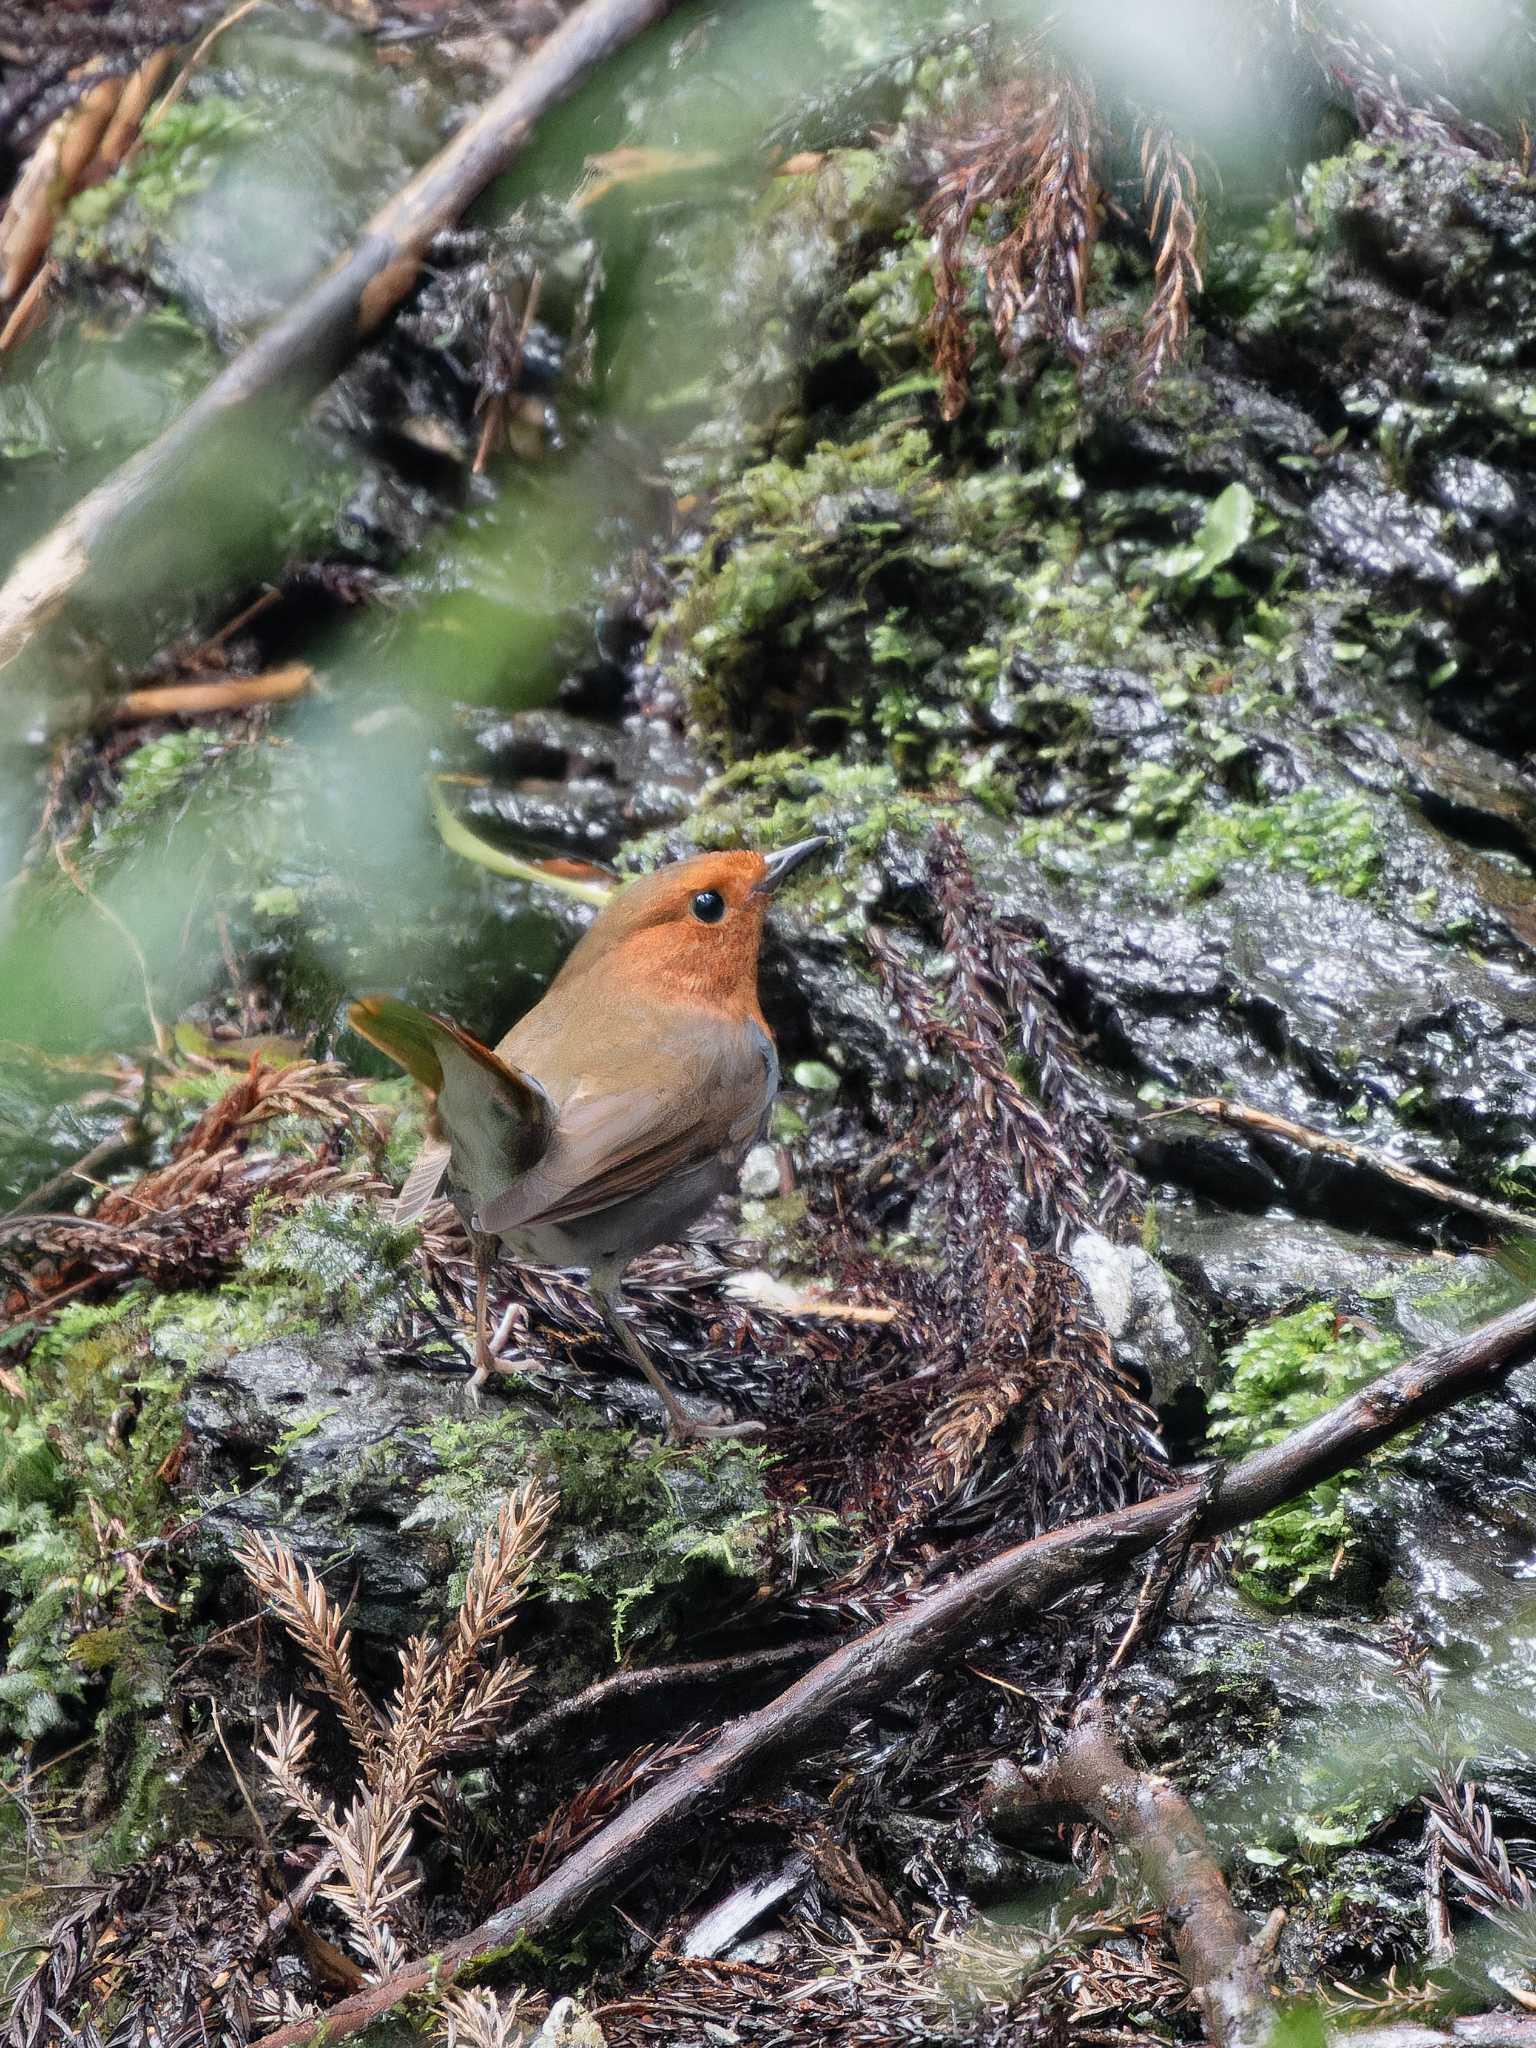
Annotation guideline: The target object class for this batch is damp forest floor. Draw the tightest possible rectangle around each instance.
[7,3,1536,2044]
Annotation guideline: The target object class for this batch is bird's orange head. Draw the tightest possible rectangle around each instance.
[550,838,828,1022]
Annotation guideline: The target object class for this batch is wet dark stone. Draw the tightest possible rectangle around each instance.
[1158,1207,1424,1330]
[181,1336,475,1645]
[458,707,708,857]
[1308,483,1471,588]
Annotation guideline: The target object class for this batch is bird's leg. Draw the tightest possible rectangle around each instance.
[591,1275,764,1443]
[466,1231,499,1399]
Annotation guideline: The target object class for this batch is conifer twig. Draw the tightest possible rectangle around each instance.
[240,1484,554,1979]
[1135,123,1202,401]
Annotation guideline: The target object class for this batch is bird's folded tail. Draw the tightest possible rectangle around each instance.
[347,995,555,1225]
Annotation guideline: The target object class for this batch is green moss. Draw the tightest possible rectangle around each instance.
[1022,780,1386,905]
[0,1294,186,1745]
[1207,1304,1405,1605]
[242,1193,418,1339]
[408,1416,842,1672]
[59,95,253,265]
[92,728,230,866]
[654,389,1135,767]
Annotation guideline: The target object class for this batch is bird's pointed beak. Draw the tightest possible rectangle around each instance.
[755,835,831,894]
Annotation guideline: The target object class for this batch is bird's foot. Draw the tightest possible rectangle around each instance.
[660,1395,767,1445]
[669,1415,769,1444]
[461,1297,528,1407]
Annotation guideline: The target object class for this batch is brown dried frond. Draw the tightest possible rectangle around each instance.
[437,1986,531,2048]
[929,825,1097,1247]
[801,1828,907,1940]
[236,1531,384,1777]
[1291,3,1509,157]
[845,828,1166,1567]
[240,1489,554,1977]
[321,1790,418,1977]
[992,74,1100,354]
[1428,1775,1536,1928]
[923,72,1101,420]
[1391,1624,1536,1962]
[450,1484,556,1671]
[1135,125,1202,403]
[2,1838,265,2048]
[0,1054,391,1338]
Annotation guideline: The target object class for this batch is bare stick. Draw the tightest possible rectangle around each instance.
[0,0,686,727]
[1163,1097,1536,1238]
[114,662,312,722]
[496,1640,837,1763]
[251,1291,1536,2046]
[984,1697,1272,2048]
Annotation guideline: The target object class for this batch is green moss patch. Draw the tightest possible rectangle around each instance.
[408,1415,841,1676]
[1207,1303,1405,1606]
[0,1295,186,1748]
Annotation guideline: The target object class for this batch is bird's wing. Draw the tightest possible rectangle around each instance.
[348,996,555,1221]
[393,1136,454,1223]
[475,1021,775,1237]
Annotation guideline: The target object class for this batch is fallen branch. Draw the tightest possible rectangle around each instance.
[253,1289,1536,2045]
[984,1696,1272,2048]
[1164,1098,1536,1240]
[113,661,312,722]
[0,0,684,729]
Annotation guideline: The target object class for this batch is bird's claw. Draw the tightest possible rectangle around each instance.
[667,1415,768,1444]
[660,1397,767,1444]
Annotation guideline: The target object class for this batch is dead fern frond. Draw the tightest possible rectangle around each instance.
[990,74,1100,358]
[437,1985,531,2048]
[497,1733,705,1907]
[452,1484,555,1668]
[1428,1776,1536,1927]
[239,1482,555,1978]
[924,72,1101,420]
[848,828,1166,1565]
[322,1789,417,1977]
[236,1531,384,1779]
[1135,124,1202,403]
[1,1839,265,2048]
[1294,3,1508,156]
[1392,1624,1536,1972]
[0,1054,391,1340]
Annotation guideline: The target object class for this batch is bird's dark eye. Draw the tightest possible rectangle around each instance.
[691,889,726,924]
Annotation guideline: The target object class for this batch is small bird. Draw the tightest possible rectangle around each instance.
[348,837,829,1437]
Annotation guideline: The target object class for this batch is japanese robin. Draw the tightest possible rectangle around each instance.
[348,836,829,1437]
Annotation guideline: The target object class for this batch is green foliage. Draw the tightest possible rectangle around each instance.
[93,728,230,864]
[1151,482,1258,590]
[63,96,252,252]
[1022,779,1385,905]
[660,418,1071,763]
[1208,1303,1405,1604]
[242,1194,418,1339]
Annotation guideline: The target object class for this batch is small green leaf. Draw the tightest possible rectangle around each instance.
[793,1059,841,1093]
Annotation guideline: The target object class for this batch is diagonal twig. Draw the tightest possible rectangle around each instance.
[1159,1096,1536,1239]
